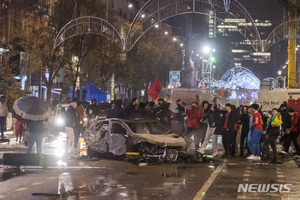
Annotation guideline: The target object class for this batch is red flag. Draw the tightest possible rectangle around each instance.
[147,78,162,100]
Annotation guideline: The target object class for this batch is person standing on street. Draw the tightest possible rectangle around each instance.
[198,104,221,157]
[174,99,186,136]
[26,120,44,154]
[107,100,127,119]
[74,99,84,149]
[263,108,282,164]
[86,99,99,121]
[65,101,79,154]
[220,104,239,157]
[279,103,292,154]
[199,101,209,147]
[185,101,202,154]
[285,108,300,156]
[125,98,139,119]
[240,106,250,156]
[0,95,8,139]
[247,104,263,160]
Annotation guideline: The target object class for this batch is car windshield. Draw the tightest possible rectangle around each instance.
[125,121,168,135]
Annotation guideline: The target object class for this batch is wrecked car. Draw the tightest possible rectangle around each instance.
[83,118,186,163]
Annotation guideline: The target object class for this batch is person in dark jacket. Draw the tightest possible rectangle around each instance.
[174,99,186,136]
[219,103,239,157]
[264,108,282,164]
[65,101,79,154]
[125,98,139,119]
[86,99,99,119]
[107,100,127,119]
[284,108,300,155]
[279,103,292,154]
[240,106,250,156]
[26,120,45,154]
[198,104,221,156]
[199,100,210,148]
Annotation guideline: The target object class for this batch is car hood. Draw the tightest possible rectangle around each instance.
[132,133,186,147]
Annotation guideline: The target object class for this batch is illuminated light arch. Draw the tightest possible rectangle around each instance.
[263,19,300,51]
[53,16,125,50]
[198,77,217,88]
[126,0,261,51]
[220,66,260,89]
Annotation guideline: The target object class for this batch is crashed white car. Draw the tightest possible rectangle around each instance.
[83,118,186,162]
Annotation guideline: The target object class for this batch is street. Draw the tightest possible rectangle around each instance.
[1,132,300,200]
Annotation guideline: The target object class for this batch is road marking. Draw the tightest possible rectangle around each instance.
[32,182,43,186]
[237,194,246,199]
[48,177,56,180]
[242,178,249,182]
[277,171,283,175]
[243,173,250,177]
[193,166,221,200]
[14,187,28,192]
[245,170,251,173]
[0,195,6,199]
[277,175,284,178]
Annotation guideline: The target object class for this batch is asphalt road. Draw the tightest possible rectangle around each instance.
[0,132,300,200]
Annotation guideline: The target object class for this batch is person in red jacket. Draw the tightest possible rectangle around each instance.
[286,108,300,156]
[185,102,203,153]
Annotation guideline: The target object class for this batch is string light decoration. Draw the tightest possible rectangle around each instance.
[220,66,260,89]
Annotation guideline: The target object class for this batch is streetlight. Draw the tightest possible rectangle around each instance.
[203,46,211,54]
[154,24,159,28]
[180,43,184,47]
[164,31,168,35]
[173,37,177,42]
[141,14,146,18]
[128,3,133,8]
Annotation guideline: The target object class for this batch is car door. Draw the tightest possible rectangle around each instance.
[107,120,128,156]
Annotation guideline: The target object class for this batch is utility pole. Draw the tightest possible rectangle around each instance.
[288,0,297,88]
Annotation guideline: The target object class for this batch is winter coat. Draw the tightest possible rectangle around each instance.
[174,104,185,123]
[25,120,44,133]
[186,107,202,129]
[0,102,8,117]
[65,104,79,128]
[240,114,250,133]
[125,104,137,119]
[266,113,282,135]
[290,114,299,133]
[281,110,291,132]
[107,106,127,119]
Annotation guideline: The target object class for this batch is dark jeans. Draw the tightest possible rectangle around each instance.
[198,123,208,148]
[27,131,43,154]
[0,116,6,136]
[283,132,300,154]
[264,134,279,161]
[222,129,235,156]
[240,130,248,155]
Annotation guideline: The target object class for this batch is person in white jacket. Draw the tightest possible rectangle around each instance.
[0,95,8,139]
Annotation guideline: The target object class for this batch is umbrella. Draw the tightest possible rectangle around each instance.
[13,96,52,121]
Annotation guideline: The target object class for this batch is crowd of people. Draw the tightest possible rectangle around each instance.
[104,96,300,164]
[1,93,300,164]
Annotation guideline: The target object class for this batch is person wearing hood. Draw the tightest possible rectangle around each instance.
[0,95,8,139]
[64,101,79,154]
[185,101,202,153]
